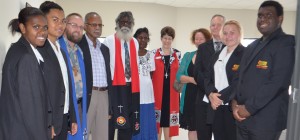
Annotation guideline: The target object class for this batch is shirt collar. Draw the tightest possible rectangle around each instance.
[48,39,61,53]
[85,34,101,49]
[30,44,44,63]
[64,36,80,51]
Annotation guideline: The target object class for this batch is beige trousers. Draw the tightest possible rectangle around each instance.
[87,90,109,140]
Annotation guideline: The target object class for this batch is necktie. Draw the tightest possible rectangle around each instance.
[215,41,222,52]
[124,42,131,80]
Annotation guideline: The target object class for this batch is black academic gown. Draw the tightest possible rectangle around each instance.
[0,36,52,140]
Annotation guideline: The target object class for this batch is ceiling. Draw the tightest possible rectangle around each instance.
[96,0,297,11]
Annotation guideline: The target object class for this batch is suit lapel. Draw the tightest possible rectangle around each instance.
[20,36,47,100]
[226,45,243,80]
[207,40,215,54]
[242,28,284,74]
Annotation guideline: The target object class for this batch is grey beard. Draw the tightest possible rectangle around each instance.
[116,27,133,41]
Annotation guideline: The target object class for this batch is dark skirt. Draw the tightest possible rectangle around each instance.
[180,61,197,131]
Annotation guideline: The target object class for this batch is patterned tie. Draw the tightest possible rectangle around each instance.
[124,42,131,80]
[215,41,222,52]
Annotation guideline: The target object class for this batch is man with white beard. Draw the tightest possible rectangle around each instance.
[103,11,140,140]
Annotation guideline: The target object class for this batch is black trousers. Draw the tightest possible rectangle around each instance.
[196,101,212,140]
[53,114,68,140]
[109,84,134,140]
[237,125,282,140]
[212,105,236,140]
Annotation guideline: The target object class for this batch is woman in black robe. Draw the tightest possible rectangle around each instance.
[0,7,51,140]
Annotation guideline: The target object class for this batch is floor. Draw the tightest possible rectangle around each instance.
[89,128,287,140]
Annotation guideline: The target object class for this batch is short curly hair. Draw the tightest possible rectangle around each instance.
[190,28,212,44]
[160,26,175,39]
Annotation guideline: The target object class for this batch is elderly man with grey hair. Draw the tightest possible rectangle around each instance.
[78,11,112,140]
[103,11,140,140]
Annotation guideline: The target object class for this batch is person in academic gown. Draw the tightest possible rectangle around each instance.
[0,7,51,140]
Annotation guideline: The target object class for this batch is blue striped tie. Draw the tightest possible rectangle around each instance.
[124,42,131,80]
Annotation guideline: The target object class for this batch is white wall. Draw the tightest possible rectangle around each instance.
[56,0,296,54]
[0,0,296,89]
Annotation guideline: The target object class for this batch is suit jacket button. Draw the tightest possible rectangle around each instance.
[60,105,64,108]
[48,111,52,113]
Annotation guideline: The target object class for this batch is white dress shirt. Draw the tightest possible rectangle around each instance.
[49,39,70,114]
[103,34,139,82]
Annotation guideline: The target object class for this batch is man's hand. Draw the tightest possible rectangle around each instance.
[231,100,246,122]
[237,105,251,118]
[68,123,78,135]
[208,92,223,110]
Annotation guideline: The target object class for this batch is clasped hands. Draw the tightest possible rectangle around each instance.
[231,100,251,122]
[208,92,223,110]
[209,93,251,122]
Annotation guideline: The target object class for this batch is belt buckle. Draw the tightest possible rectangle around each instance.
[93,86,107,91]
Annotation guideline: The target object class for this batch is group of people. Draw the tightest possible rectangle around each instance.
[0,1,295,140]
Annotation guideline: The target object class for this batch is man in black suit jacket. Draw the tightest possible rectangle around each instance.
[231,1,295,140]
[193,14,225,140]
[39,1,76,139]
[79,12,112,140]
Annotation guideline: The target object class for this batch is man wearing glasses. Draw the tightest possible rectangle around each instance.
[79,12,112,140]
[103,11,140,140]
[58,13,88,140]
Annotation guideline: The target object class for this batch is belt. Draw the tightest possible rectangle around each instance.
[77,97,82,104]
[126,82,131,86]
[92,86,108,91]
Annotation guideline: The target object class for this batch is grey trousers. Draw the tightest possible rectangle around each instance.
[87,90,109,140]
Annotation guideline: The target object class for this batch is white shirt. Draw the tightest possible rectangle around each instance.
[103,34,139,82]
[49,39,70,114]
[139,51,155,104]
[203,46,233,104]
[30,44,44,64]
[214,46,232,92]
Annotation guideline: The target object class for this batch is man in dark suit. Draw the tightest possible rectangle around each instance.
[231,1,295,140]
[78,12,112,140]
[193,14,225,140]
[38,1,77,140]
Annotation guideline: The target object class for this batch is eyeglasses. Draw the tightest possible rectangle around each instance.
[67,22,84,30]
[52,17,67,25]
[86,23,104,28]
